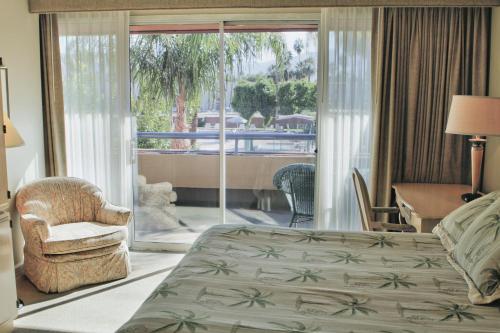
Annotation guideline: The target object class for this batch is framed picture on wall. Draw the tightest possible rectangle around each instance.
[0,57,10,117]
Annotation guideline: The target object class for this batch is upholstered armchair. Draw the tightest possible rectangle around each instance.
[16,177,132,293]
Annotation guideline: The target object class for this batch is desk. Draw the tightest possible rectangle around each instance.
[393,183,469,233]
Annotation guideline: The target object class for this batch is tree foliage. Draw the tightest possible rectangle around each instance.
[130,32,289,148]
[231,77,277,121]
[292,57,315,81]
[293,80,317,111]
[277,80,317,115]
[132,81,172,150]
[232,78,317,119]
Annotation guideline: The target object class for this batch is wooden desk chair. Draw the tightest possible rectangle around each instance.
[352,168,416,232]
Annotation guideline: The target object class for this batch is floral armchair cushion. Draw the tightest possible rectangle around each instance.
[448,196,500,304]
[433,191,499,251]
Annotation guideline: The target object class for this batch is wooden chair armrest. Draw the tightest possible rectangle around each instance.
[372,207,400,214]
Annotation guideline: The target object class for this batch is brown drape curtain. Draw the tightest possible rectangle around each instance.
[40,14,67,177]
[371,7,491,209]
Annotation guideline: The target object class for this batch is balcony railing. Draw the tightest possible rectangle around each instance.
[137,131,316,154]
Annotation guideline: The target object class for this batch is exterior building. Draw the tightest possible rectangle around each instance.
[273,114,315,130]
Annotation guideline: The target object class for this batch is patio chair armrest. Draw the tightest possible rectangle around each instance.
[373,221,416,232]
[97,203,132,226]
[372,206,400,214]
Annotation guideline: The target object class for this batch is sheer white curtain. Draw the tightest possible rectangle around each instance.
[58,12,132,208]
[316,8,372,231]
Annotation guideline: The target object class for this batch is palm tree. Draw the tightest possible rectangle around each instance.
[251,245,285,259]
[295,295,332,310]
[411,256,442,269]
[190,260,238,275]
[367,234,399,248]
[153,310,209,333]
[255,267,281,280]
[479,266,500,296]
[455,199,495,231]
[145,282,180,302]
[331,296,378,316]
[222,226,256,237]
[269,321,320,333]
[295,231,327,243]
[474,212,500,241]
[267,34,292,83]
[339,233,347,244]
[293,39,304,60]
[286,268,325,282]
[189,243,208,253]
[130,32,288,149]
[374,273,417,289]
[380,256,405,266]
[131,34,219,149]
[228,288,275,308]
[225,244,242,253]
[411,237,440,250]
[426,302,484,322]
[329,250,364,264]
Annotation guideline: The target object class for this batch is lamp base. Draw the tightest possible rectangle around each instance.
[461,192,482,203]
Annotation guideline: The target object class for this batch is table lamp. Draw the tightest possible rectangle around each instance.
[446,95,500,202]
[3,112,24,148]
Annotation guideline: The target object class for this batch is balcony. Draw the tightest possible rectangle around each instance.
[134,130,316,243]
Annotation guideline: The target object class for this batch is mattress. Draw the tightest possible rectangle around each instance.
[118,225,500,333]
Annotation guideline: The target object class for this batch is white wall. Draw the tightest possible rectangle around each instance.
[0,0,45,265]
[484,7,500,192]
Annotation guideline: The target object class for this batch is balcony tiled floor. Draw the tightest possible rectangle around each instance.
[134,206,313,244]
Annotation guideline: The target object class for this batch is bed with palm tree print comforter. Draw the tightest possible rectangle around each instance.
[118,225,500,333]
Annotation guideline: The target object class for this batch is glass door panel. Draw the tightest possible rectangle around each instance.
[130,27,221,245]
[223,27,319,228]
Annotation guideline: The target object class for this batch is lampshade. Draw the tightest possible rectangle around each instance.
[3,112,24,148]
[446,96,500,136]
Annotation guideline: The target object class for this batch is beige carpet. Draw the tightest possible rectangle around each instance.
[13,251,185,333]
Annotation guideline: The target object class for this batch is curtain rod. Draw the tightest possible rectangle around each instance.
[29,0,500,13]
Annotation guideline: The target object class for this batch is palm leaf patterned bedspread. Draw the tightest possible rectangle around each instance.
[117,225,500,333]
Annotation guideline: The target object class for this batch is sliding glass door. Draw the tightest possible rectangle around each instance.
[130,26,221,247]
[129,21,319,248]
[223,25,318,228]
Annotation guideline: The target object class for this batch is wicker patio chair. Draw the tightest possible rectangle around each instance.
[273,163,315,227]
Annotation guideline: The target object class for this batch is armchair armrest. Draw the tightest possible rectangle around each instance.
[372,206,400,214]
[97,203,132,226]
[19,215,51,256]
[372,221,416,233]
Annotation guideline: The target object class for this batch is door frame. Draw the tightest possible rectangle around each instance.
[129,11,321,251]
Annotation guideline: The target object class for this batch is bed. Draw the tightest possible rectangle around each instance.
[117,225,500,333]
